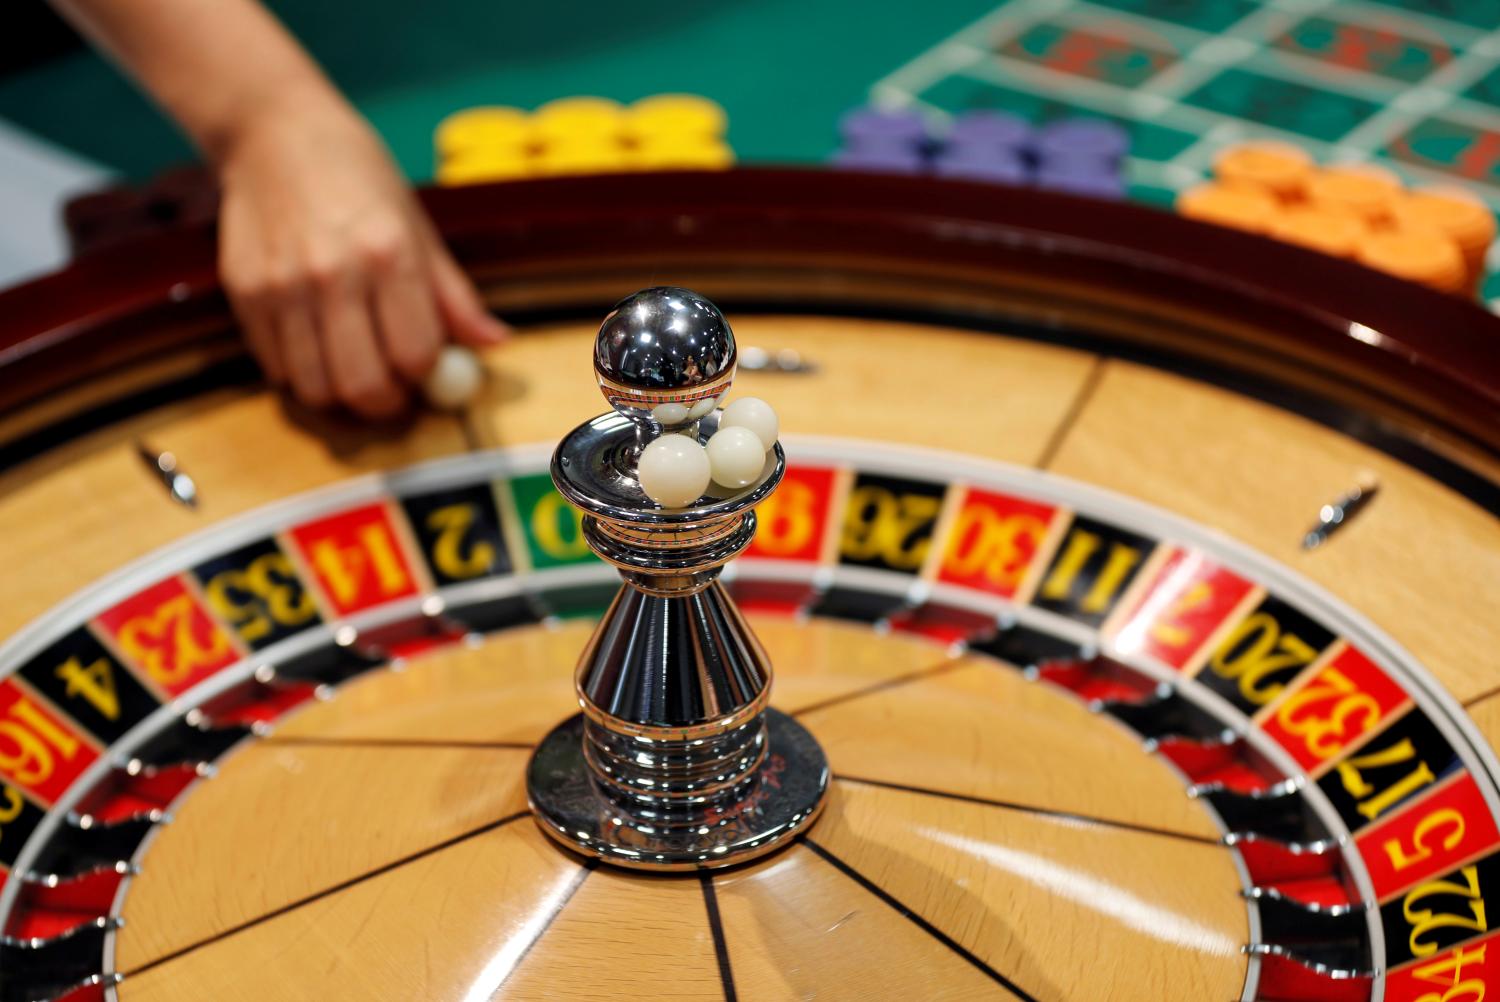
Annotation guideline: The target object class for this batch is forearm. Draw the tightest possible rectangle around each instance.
[51,0,353,161]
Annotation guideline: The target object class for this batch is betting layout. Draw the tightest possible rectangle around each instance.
[0,439,1497,1002]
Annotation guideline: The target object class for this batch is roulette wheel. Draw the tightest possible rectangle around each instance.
[0,168,1497,1002]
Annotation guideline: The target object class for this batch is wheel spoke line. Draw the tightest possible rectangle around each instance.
[1033,355,1107,470]
[835,774,1221,845]
[120,809,534,978]
[700,873,739,1002]
[788,657,973,718]
[486,859,598,996]
[1462,682,1500,709]
[261,734,537,751]
[803,838,1040,1002]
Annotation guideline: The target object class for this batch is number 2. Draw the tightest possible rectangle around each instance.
[426,504,495,580]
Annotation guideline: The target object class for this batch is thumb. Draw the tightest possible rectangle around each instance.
[428,241,511,348]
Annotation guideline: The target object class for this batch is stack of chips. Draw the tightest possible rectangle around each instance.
[1175,183,1280,236]
[1356,228,1467,294]
[1175,140,1497,297]
[1389,188,1496,292]
[434,94,733,185]
[1306,164,1403,227]
[434,106,533,184]
[530,97,631,176]
[1213,141,1313,203]
[934,111,1031,184]
[833,107,929,174]
[830,104,1129,200]
[628,94,733,170]
[1031,119,1129,199]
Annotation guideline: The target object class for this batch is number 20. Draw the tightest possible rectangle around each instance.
[1208,612,1317,706]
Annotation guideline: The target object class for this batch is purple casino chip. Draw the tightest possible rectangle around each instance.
[945,111,1033,155]
[1037,151,1125,178]
[831,146,926,175]
[933,146,1030,185]
[838,105,931,150]
[1034,118,1130,164]
[1036,163,1127,199]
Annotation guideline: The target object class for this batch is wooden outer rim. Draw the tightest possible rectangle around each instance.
[2,167,1497,461]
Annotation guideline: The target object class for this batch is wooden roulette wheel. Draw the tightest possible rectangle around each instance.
[0,169,1497,1002]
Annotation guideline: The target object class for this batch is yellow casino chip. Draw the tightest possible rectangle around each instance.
[532,96,627,147]
[628,94,728,143]
[434,106,530,162]
[629,138,735,170]
[435,150,534,186]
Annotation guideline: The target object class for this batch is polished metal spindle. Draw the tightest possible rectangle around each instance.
[526,287,829,870]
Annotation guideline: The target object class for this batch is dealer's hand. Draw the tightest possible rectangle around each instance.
[219,107,508,417]
[48,0,510,417]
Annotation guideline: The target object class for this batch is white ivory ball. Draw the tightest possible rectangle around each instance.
[720,396,778,451]
[706,426,766,489]
[422,345,483,410]
[638,434,711,508]
[687,394,720,420]
[652,401,690,425]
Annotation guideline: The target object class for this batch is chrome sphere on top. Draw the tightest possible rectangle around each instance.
[594,286,738,437]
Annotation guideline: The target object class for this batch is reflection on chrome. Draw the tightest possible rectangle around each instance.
[918,826,1241,955]
[1346,323,1385,347]
[1111,550,1208,657]
[459,867,582,1002]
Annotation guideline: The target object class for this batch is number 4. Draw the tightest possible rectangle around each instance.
[54,655,120,721]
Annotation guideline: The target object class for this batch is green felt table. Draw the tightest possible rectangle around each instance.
[3,0,1500,292]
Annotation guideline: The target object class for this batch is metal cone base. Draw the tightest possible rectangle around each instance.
[527,708,829,870]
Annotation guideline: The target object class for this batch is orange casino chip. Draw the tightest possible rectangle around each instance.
[1175,182,1277,235]
[1212,140,1314,202]
[1267,204,1368,258]
[1356,227,1466,293]
[1305,163,1402,226]
[1389,186,1496,286]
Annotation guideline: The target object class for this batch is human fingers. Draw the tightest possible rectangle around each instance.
[363,219,443,384]
[276,290,335,410]
[218,213,288,385]
[424,229,511,348]
[311,259,406,418]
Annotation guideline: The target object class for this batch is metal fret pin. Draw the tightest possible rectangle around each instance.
[526,287,830,870]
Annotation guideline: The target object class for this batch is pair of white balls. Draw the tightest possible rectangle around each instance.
[638,397,778,508]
